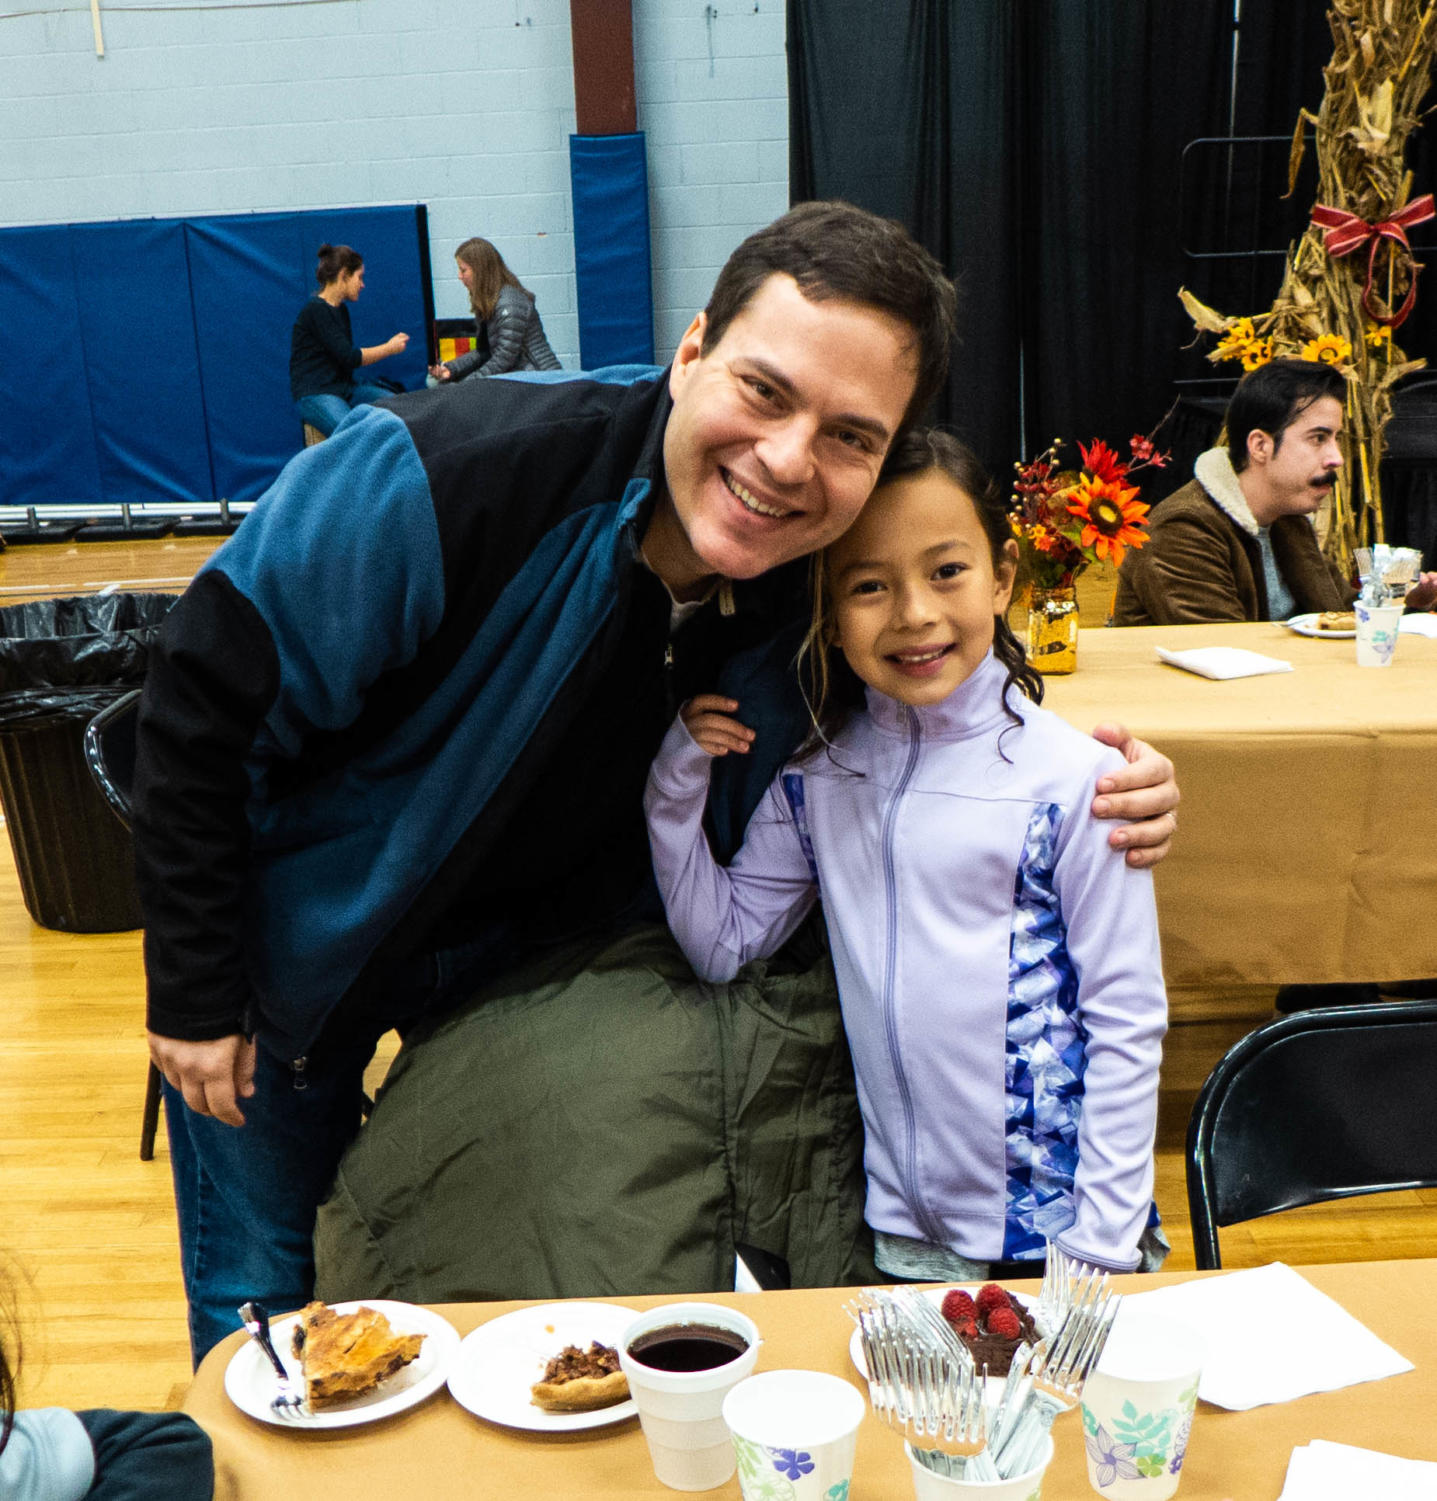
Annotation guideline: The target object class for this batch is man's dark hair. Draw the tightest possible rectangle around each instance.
[1226,358,1346,472]
[702,200,957,430]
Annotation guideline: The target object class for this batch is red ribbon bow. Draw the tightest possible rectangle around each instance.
[1311,195,1435,328]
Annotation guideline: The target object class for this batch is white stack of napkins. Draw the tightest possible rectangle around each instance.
[1119,1262,1412,1409]
[1398,613,1437,638]
[1278,1440,1437,1499]
[1154,645,1294,679]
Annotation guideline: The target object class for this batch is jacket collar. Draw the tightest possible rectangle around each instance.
[862,649,1014,742]
[1194,447,1261,538]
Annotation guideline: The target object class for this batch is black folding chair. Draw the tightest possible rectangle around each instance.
[83,689,163,1160]
[1185,1000,1437,1268]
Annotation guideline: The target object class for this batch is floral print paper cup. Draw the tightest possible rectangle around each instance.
[1081,1311,1204,1501]
[1355,600,1403,666]
[723,1369,865,1501]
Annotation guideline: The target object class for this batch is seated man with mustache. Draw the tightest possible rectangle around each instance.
[1114,358,1437,624]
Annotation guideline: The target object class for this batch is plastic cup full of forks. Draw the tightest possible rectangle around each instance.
[1080,1312,1204,1501]
[906,1435,1055,1499]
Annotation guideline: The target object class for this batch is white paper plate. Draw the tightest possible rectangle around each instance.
[848,1287,1044,1382]
[224,1300,459,1429]
[1285,612,1356,639]
[447,1300,641,1432]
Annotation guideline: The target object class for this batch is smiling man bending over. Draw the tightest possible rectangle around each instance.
[133,201,1182,1365]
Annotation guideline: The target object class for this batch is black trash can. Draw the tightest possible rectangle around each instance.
[0,593,176,932]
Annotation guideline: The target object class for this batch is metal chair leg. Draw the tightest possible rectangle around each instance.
[141,1060,162,1161]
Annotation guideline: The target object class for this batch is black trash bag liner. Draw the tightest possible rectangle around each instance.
[0,592,176,726]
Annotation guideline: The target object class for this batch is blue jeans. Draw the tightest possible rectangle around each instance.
[164,932,512,1366]
[295,385,394,437]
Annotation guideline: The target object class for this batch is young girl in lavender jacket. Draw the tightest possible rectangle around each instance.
[644,429,1167,1282]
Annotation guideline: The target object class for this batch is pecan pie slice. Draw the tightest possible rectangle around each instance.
[290,1301,426,1410]
[530,1340,629,1412]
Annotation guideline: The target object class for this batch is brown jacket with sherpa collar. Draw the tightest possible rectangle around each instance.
[1113,447,1352,625]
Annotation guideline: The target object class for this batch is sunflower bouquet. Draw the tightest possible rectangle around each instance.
[1009,434,1168,591]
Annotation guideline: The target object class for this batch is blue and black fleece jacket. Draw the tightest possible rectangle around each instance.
[133,368,811,1061]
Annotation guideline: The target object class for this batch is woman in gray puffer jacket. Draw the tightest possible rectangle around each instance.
[428,237,561,382]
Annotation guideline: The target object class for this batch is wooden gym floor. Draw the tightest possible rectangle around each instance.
[2,537,1434,1413]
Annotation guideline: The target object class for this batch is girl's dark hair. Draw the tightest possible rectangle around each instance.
[1,1262,19,1456]
[315,243,363,288]
[797,427,1043,751]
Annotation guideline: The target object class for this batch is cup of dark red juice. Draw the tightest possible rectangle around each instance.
[618,1301,762,1491]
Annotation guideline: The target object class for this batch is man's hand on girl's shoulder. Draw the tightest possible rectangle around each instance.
[1087,724,1180,870]
[681,694,756,758]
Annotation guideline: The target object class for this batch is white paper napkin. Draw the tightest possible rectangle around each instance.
[1278,1440,1437,1500]
[1399,612,1437,637]
[1154,645,1294,679]
[1119,1262,1412,1410]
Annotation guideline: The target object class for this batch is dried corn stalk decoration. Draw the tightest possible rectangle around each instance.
[1180,0,1437,572]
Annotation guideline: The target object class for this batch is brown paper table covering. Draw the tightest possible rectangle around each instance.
[1039,621,1437,988]
[183,1259,1436,1500]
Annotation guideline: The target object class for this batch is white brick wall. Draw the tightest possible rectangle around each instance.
[635,0,789,356]
[0,0,789,367]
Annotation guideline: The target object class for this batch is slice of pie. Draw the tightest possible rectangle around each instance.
[290,1301,426,1410]
[530,1341,629,1412]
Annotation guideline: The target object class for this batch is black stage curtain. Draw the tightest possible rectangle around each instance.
[789,1,1023,469]
[788,1,1435,531]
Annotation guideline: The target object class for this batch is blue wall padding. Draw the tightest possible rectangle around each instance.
[0,225,105,508]
[570,133,655,369]
[72,219,214,506]
[0,205,429,510]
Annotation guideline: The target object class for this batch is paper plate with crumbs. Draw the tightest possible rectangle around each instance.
[225,1300,459,1429]
[448,1300,641,1432]
[1285,612,1356,639]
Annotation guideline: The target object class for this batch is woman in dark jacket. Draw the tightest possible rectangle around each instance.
[289,243,410,436]
[427,238,561,383]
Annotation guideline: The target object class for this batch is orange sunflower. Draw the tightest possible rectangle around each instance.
[1065,475,1149,566]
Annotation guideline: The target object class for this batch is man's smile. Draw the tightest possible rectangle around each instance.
[722,468,793,519]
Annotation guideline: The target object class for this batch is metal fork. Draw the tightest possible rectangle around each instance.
[238,1301,305,1413]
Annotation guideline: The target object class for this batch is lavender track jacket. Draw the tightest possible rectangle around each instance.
[644,651,1167,1271]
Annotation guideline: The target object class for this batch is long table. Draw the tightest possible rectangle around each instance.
[1041,621,1437,989]
[183,1260,1435,1500]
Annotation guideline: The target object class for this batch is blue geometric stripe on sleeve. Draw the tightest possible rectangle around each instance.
[780,772,820,884]
[1002,802,1087,1261]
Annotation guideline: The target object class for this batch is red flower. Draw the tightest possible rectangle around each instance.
[1129,434,1169,468]
[1078,439,1128,486]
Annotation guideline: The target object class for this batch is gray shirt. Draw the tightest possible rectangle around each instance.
[1257,526,1297,621]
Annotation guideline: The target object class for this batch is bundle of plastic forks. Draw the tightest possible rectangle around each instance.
[846,1290,999,1482]
[989,1271,1120,1477]
[846,1257,1120,1483]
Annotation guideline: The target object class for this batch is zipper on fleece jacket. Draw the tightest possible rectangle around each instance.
[881,706,947,1248]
